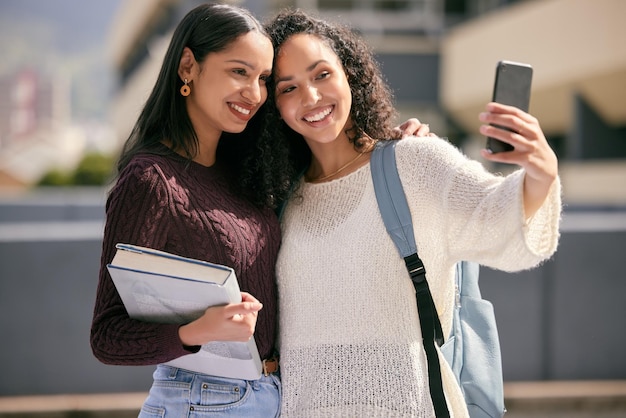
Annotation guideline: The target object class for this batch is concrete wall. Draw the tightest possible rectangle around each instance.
[0,189,154,396]
[0,239,154,396]
[481,226,626,381]
[1,189,625,396]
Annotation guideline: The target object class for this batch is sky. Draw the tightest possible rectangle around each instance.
[0,0,124,120]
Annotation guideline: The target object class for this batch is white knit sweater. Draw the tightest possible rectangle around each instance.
[276,136,561,417]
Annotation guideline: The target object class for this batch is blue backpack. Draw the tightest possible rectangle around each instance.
[370,140,506,418]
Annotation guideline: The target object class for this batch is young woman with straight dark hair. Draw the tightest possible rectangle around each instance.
[90,4,286,416]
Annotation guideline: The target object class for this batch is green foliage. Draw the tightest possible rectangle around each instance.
[71,152,115,185]
[37,152,115,186]
[38,169,72,186]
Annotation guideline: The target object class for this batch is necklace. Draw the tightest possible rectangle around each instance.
[308,152,365,183]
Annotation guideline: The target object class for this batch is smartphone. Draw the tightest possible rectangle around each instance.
[486,60,533,153]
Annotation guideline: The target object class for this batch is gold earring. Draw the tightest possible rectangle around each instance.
[180,79,190,96]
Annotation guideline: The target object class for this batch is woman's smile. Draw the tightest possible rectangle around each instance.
[303,105,334,123]
[229,101,254,120]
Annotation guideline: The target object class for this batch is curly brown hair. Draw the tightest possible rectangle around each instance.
[261,9,400,185]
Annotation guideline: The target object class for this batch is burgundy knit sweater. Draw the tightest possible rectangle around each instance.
[90,148,280,365]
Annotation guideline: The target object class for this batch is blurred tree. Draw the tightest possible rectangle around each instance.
[38,168,72,186]
[37,152,114,186]
[71,152,115,185]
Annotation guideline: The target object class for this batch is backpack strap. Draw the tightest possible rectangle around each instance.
[371,141,450,418]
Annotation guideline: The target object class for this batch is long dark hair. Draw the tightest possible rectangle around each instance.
[261,9,400,178]
[116,3,292,208]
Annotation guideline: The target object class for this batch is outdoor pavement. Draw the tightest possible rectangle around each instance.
[1,381,625,417]
[503,380,626,418]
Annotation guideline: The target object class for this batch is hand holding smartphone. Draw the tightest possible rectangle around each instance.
[486,60,533,153]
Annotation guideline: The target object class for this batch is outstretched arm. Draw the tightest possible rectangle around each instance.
[478,102,558,218]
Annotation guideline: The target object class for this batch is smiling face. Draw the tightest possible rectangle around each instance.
[182,30,273,141]
[274,34,353,146]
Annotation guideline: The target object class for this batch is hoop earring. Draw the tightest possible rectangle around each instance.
[180,79,190,97]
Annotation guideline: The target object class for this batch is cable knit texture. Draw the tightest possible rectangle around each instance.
[276,136,561,417]
[91,147,281,366]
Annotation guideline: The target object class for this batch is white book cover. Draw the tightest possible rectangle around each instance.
[107,243,262,380]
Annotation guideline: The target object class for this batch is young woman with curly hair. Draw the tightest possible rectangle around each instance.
[262,9,561,417]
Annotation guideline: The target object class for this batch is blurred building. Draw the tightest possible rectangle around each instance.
[0,69,70,143]
[438,0,626,207]
[107,0,626,207]
[0,67,119,188]
[0,69,85,187]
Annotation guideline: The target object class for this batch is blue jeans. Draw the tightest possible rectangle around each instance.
[138,365,281,417]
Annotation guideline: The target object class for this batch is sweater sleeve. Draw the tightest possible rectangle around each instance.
[90,159,195,365]
[396,136,561,272]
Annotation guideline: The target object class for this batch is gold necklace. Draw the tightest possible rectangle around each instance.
[308,152,365,183]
